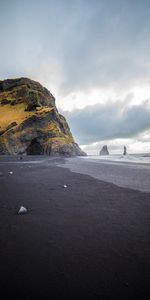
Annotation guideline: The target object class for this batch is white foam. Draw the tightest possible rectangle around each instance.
[83,154,150,165]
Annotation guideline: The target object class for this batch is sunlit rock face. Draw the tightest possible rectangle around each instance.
[99,145,109,156]
[0,77,86,156]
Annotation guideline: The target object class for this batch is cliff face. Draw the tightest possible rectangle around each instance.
[0,78,86,156]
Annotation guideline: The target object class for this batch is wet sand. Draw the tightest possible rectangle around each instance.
[59,157,150,193]
[0,156,150,298]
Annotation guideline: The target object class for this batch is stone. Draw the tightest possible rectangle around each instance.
[18,206,27,215]
[99,145,109,156]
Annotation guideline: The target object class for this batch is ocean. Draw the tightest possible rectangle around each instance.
[83,153,150,165]
[59,154,150,193]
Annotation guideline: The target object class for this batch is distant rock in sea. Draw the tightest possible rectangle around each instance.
[123,146,127,156]
[0,77,86,156]
[99,145,109,156]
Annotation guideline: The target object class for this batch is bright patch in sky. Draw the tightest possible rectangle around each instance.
[130,85,150,106]
[57,88,117,111]
[57,83,150,112]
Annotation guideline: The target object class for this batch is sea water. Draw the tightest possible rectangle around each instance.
[83,153,150,165]
[59,154,150,192]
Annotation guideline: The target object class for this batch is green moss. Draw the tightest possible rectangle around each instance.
[47,136,73,143]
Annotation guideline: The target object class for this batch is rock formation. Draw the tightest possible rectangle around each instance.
[0,77,86,156]
[123,146,127,155]
[99,145,109,156]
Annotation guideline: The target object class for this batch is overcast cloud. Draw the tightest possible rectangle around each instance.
[0,0,150,152]
[62,98,150,144]
[1,0,150,93]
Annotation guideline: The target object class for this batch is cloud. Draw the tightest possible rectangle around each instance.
[62,98,150,145]
[81,136,150,155]
[57,0,150,95]
[1,0,150,98]
[1,0,150,153]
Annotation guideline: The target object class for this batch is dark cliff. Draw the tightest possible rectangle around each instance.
[0,77,86,156]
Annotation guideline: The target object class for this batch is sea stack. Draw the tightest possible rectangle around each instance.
[99,145,109,156]
[123,146,127,156]
[0,77,86,156]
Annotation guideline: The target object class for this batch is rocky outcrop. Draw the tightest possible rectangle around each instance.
[99,145,109,156]
[123,146,127,155]
[0,77,86,156]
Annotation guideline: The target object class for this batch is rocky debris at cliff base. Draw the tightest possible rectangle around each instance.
[99,145,109,156]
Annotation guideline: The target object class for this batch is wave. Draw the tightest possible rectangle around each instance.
[83,154,150,164]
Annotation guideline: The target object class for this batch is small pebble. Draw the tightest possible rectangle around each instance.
[18,206,27,215]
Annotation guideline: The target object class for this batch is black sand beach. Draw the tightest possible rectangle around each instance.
[0,156,150,299]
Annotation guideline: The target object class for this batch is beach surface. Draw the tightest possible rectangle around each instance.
[59,156,150,193]
[0,156,150,298]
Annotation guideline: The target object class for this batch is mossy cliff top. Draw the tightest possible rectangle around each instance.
[0,77,55,110]
[0,77,86,156]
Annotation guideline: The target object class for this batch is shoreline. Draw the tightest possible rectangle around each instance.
[0,157,150,298]
[1,155,150,193]
[58,157,150,193]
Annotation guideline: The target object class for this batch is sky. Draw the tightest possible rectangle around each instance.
[1,0,150,154]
